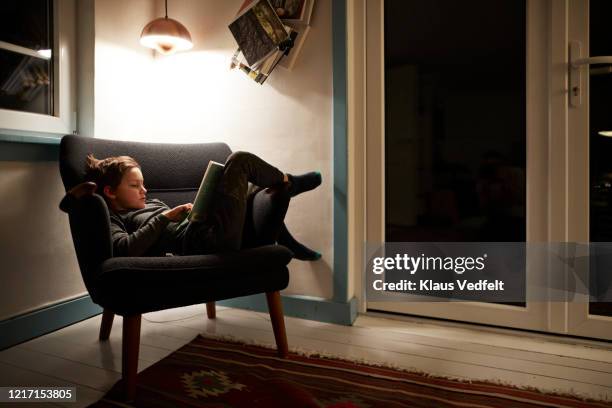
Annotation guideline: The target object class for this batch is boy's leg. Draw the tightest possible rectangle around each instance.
[242,185,291,248]
[240,184,261,248]
[184,151,286,254]
[216,151,286,251]
[277,223,321,260]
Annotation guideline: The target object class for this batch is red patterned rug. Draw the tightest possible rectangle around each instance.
[89,335,609,407]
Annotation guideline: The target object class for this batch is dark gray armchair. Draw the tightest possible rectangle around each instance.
[58,135,292,400]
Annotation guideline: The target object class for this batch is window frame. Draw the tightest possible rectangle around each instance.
[0,0,76,144]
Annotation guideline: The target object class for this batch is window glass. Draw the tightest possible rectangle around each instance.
[384,0,526,244]
[0,0,53,115]
[589,0,612,317]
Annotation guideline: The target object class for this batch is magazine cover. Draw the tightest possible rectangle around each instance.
[269,0,314,24]
[228,0,290,67]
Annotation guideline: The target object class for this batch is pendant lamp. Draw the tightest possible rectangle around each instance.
[140,0,193,55]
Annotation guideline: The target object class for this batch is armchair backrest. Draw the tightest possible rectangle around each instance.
[59,135,232,297]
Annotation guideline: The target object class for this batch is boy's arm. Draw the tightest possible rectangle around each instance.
[110,214,171,257]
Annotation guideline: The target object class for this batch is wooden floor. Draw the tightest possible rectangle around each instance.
[1,305,611,407]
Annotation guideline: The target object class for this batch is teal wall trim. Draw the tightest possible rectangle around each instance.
[219,294,358,326]
[0,141,59,162]
[0,133,63,145]
[332,0,348,303]
[0,296,102,350]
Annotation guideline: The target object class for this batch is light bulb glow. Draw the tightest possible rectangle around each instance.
[140,16,193,55]
[598,131,612,137]
[140,34,193,55]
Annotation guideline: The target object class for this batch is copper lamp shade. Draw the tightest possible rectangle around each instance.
[140,15,193,55]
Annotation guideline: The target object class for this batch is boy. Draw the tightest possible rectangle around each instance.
[61,151,321,258]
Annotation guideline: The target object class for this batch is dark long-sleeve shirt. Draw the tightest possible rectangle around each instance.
[60,194,186,257]
[110,199,175,257]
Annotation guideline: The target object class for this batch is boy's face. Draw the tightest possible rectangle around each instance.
[104,167,147,211]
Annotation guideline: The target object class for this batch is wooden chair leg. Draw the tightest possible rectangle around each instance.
[265,291,288,358]
[122,314,141,401]
[99,309,114,340]
[206,302,216,319]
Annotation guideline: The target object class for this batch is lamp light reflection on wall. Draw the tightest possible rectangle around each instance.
[598,131,612,137]
[140,0,193,55]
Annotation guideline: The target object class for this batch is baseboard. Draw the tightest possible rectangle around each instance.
[0,294,357,350]
[218,294,359,326]
[0,295,102,350]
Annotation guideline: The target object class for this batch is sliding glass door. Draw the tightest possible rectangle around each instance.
[365,0,612,340]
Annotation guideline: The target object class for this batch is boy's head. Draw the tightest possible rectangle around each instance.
[85,154,147,211]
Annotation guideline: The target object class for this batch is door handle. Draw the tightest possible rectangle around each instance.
[569,40,612,107]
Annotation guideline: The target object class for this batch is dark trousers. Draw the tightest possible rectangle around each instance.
[182,151,289,254]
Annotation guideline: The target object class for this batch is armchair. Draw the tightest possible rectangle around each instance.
[58,135,292,400]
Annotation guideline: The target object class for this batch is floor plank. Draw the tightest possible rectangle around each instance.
[168,308,612,386]
[166,312,612,400]
[0,361,104,408]
[2,305,611,404]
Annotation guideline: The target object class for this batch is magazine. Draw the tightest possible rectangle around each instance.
[228,0,290,67]
[230,28,297,84]
[238,0,314,25]
[269,0,314,24]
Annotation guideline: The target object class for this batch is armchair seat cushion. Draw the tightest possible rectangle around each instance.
[94,245,292,315]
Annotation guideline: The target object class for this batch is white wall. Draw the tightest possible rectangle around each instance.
[0,159,83,321]
[0,0,334,322]
[0,0,84,321]
[92,0,334,298]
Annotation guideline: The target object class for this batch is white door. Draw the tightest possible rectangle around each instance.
[363,0,612,340]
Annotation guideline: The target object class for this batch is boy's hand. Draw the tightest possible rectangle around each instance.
[162,203,193,222]
[67,182,97,199]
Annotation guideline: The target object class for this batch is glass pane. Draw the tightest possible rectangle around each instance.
[0,49,52,115]
[589,0,612,317]
[384,0,526,243]
[0,0,53,115]
[0,0,52,50]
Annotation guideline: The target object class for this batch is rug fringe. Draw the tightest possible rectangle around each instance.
[195,333,611,404]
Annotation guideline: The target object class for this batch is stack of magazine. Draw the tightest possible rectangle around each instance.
[228,0,313,84]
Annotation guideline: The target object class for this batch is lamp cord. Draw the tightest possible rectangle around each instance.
[165,0,168,18]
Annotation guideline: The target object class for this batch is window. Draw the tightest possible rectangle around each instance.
[0,0,54,116]
[0,0,75,140]
[384,0,526,243]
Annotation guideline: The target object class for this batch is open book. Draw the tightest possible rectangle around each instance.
[186,160,225,222]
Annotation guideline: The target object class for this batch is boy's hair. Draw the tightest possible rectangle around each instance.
[85,154,141,191]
